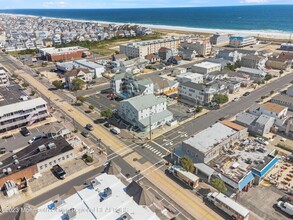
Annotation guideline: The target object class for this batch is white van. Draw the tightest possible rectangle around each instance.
[19,95,29,101]
[110,127,120,134]
[277,201,293,216]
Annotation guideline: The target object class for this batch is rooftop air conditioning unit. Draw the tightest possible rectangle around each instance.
[47,142,56,149]
[38,144,46,152]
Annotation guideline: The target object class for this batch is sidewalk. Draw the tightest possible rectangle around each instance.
[18,70,224,220]
[0,154,107,209]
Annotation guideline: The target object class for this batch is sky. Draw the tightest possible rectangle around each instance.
[0,0,292,9]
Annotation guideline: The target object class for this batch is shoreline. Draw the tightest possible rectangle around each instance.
[0,12,292,41]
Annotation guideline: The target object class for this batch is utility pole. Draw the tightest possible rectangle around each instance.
[149,114,151,140]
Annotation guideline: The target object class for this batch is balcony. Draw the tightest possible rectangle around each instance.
[0,106,48,122]
[0,112,50,130]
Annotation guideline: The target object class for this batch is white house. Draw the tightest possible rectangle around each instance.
[118,94,173,131]
[73,59,105,78]
[176,72,204,84]
[64,68,93,89]
[0,68,10,87]
[192,62,221,75]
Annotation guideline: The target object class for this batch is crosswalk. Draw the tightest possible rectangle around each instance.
[142,143,166,158]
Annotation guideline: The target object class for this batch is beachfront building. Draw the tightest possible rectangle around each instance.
[181,40,212,57]
[210,33,230,46]
[266,56,292,70]
[118,94,173,131]
[229,36,257,48]
[0,67,9,87]
[39,46,90,62]
[0,97,50,132]
[119,37,180,58]
[280,43,293,51]
[191,62,221,74]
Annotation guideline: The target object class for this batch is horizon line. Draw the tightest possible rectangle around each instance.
[1,4,293,10]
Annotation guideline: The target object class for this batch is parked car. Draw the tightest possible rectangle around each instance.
[277,201,293,216]
[243,92,250,96]
[0,147,6,154]
[44,132,57,138]
[218,117,226,121]
[232,97,240,102]
[187,108,196,113]
[104,122,111,128]
[28,135,42,144]
[85,123,94,131]
[20,127,30,136]
[52,164,66,179]
[110,127,120,134]
[281,195,293,205]
[81,130,89,138]
[256,148,266,153]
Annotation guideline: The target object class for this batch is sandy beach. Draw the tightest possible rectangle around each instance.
[1,13,292,41]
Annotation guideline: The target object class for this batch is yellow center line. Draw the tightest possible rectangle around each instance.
[152,172,216,220]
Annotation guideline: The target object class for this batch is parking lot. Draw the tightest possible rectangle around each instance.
[87,93,118,111]
[0,121,66,152]
[237,185,290,220]
[29,158,88,192]
[168,102,201,122]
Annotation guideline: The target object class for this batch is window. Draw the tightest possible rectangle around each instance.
[66,155,69,159]
[45,164,47,168]
[40,166,43,170]
[62,157,65,160]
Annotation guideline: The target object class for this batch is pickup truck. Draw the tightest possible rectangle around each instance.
[52,164,66,179]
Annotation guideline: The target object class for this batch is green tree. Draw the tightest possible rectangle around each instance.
[196,105,203,112]
[76,96,87,104]
[213,94,228,104]
[211,178,227,193]
[270,90,274,95]
[89,105,94,111]
[21,82,29,88]
[71,78,85,91]
[101,109,113,118]
[180,156,195,173]
[279,70,284,75]
[264,74,272,81]
[52,80,63,89]
[234,59,242,68]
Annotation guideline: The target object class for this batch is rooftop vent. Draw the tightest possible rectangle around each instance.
[104,187,112,198]
[2,168,7,174]
[14,160,19,165]
[12,155,17,160]
[38,144,47,152]
[53,197,64,208]
[7,167,12,173]
[120,212,133,220]
[66,208,77,219]
[47,142,56,149]
[91,179,100,188]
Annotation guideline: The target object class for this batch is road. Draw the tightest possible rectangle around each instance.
[0,57,222,219]
[1,51,288,219]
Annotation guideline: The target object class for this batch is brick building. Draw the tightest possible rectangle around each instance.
[39,46,90,62]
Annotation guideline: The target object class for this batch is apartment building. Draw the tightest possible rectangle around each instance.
[241,55,267,69]
[39,46,90,61]
[0,97,50,132]
[118,94,173,131]
[111,72,154,99]
[229,36,257,48]
[181,40,212,57]
[178,81,228,105]
[119,37,180,58]
[192,62,222,74]
[216,49,243,63]
[0,68,9,87]
[210,33,230,46]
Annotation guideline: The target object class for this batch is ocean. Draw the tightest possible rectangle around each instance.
[0,5,293,33]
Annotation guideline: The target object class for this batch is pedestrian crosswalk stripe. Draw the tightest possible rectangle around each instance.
[151,148,156,152]
[161,154,165,158]
[158,153,162,156]
[153,150,158,154]
[146,145,151,149]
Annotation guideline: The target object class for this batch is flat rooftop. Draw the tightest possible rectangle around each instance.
[0,136,73,179]
[0,83,26,106]
[40,46,88,55]
[34,173,160,220]
[209,138,274,182]
[193,62,221,69]
[183,123,237,154]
